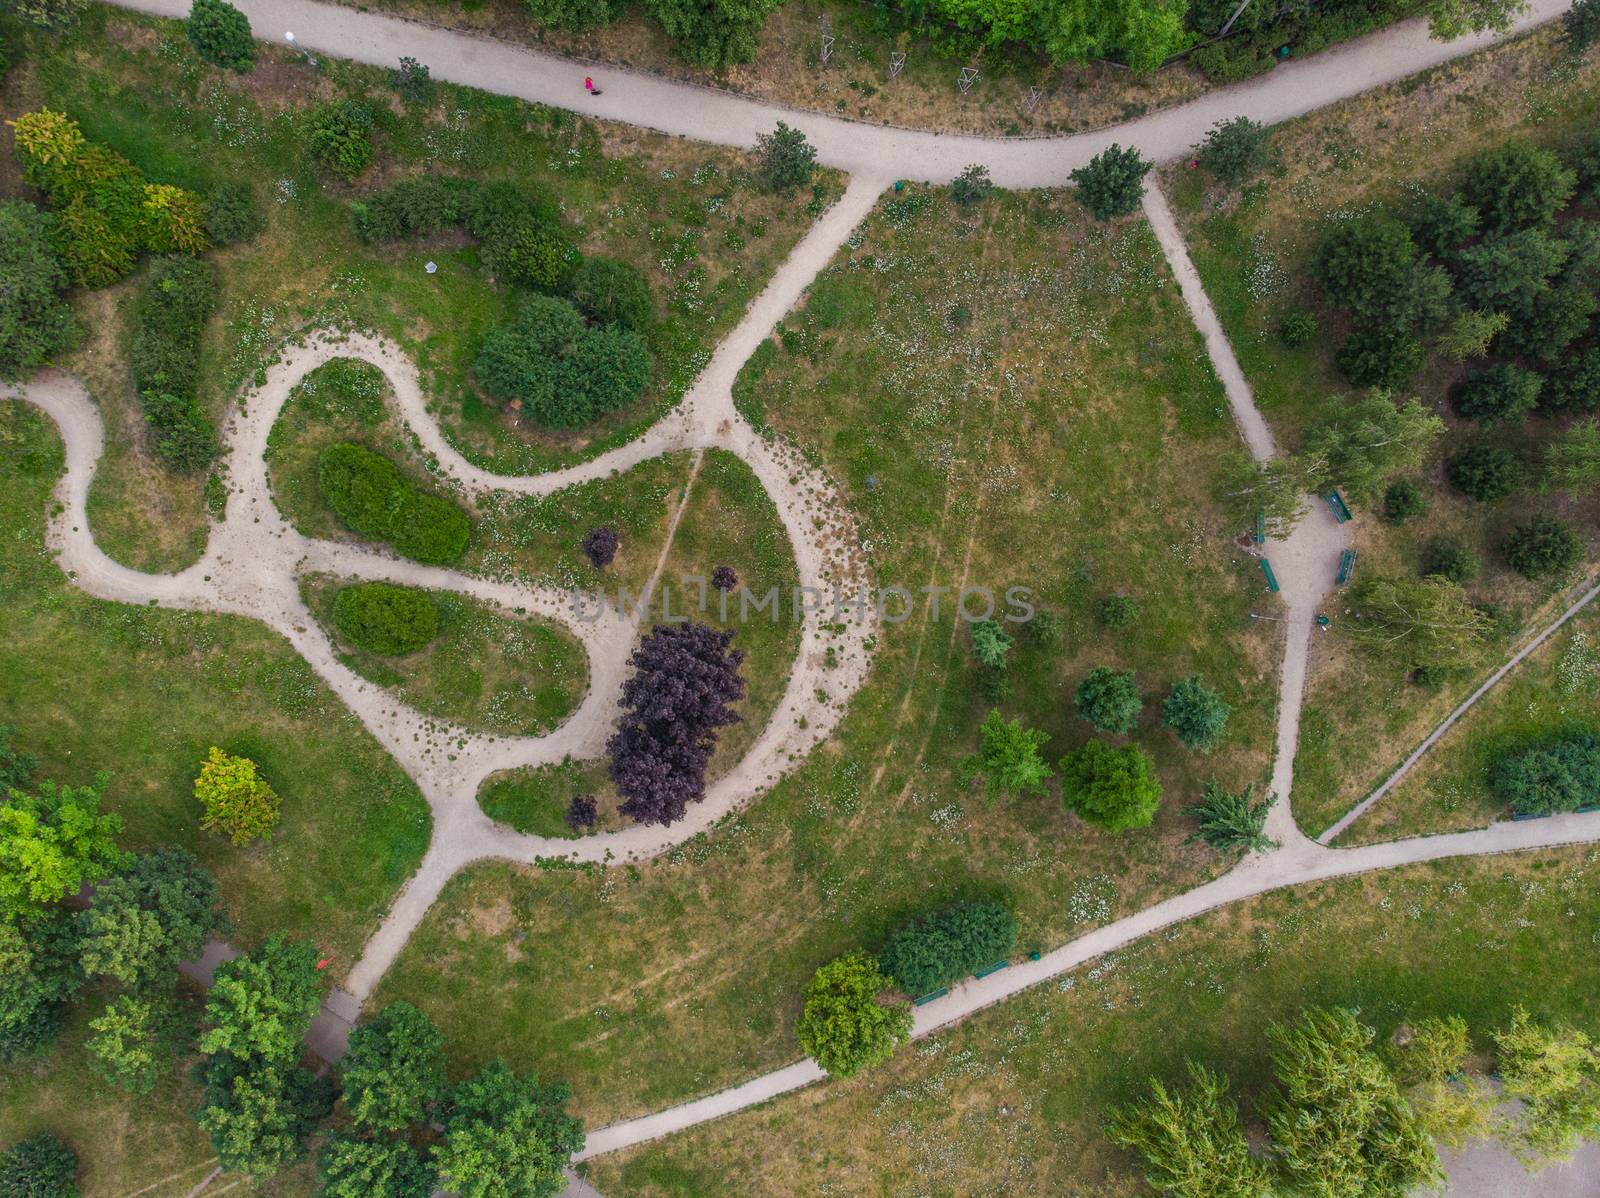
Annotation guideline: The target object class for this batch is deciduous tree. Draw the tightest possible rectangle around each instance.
[1196,116,1274,188]
[320,1133,437,1198]
[0,201,75,381]
[1302,393,1443,502]
[87,992,189,1094]
[194,747,280,847]
[0,775,123,918]
[199,934,323,1064]
[1391,1015,1496,1149]
[78,849,227,987]
[1345,575,1491,669]
[1493,1007,1600,1166]
[795,953,911,1078]
[341,1002,448,1132]
[433,1059,584,1198]
[607,623,745,825]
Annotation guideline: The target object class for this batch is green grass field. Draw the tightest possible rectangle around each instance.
[589,843,1600,1195]
[373,183,1281,1126]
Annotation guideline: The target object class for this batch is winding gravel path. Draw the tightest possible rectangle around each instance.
[7,2,1595,1192]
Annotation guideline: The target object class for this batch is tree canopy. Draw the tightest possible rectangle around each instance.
[0,775,123,918]
[1106,1061,1270,1198]
[1345,575,1491,669]
[795,952,912,1078]
[1162,674,1229,753]
[0,200,76,381]
[78,849,227,987]
[1059,739,1161,832]
[959,709,1053,801]
[199,934,324,1064]
[433,1059,584,1198]
[1074,666,1142,734]
[341,1002,448,1132]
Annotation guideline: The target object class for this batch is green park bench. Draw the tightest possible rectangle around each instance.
[1325,490,1352,523]
[1260,558,1280,593]
[913,988,949,1006]
[1254,510,1266,545]
[973,960,1010,980]
[1337,548,1357,585]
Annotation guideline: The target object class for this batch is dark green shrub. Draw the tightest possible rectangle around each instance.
[130,257,220,471]
[8,0,89,29]
[1422,538,1480,584]
[1383,480,1427,523]
[186,0,255,72]
[0,200,76,380]
[1550,347,1600,412]
[317,443,408,538]
[1406,191,1479,257]
[1336,326,1425,388]
[950,163,993,208]
[1569,0,1600,50]
[352,177,466,243]
[1503,514,1584,579]
[306,101,375,180]
[316,443,470,564]
[1070,144,1151,221]
[474,295,650,429]
[389,492,471,566]
[1059,739,1160,832]
[389,56,433,104]
[1100,594,1140,628]
[333,583,439,656]
[1075,665,1141,734]
[1490,730,1600,815]
[201,181,262,246]
[1499,284,1598,364]
[755,121,816,194]
[1448,445,1523,502]
[1451,363,1544,427]
[570,257,653,332]
[0,1130,78,1198]
[1196,116,1274,188]
[878,901,1017,995]
[1312,217,1417,313]
[1163,674,1229,753]
[1024,609,1065,647]
[1461,141,1576,233]
[1278,310,1317,347]
[1412,664,1452,689]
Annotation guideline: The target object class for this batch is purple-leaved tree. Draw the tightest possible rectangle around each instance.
[608,623,745,825]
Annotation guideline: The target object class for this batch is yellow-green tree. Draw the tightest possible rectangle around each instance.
[194,747,280,846]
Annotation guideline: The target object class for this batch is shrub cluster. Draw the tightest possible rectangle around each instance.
[0,200,76,380]
[878,901,1017,996]
[1490,729,1600,816]
[475,295,651,429]
[9,109,207,287]
[316,443,471,565]
[130,256,220,471]
[306,101,375,180]
[333,583,440,656]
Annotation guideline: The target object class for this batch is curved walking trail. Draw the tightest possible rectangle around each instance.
[7,0,1597,1192]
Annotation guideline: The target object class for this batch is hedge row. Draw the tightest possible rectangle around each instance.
[1490,728,1600,817]
[316,443,471,565]
[131,256,220,471]
[878,901,1017,996]
[333,582,439,656]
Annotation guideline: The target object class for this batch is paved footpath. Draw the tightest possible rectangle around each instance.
[109,0,1569,183]
[44,0,1597,1192]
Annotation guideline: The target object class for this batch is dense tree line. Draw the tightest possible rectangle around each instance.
[1107,1005,1600,1197]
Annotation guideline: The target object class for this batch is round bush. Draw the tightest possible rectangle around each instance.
[1383,480,1426,524]
[1422,538,1480,585]
[333,583,439,656]
[581,526,620,569]
[1451,364,1543,427]
[1448,445,1523,502]
[201,181,262,246]
[388,492,471,566]
[1503,514,1584,580]
[570,257,653,332]
[0,1130,78,1198]
[318,443,407,537]
[1337,325,1425,388]
[564,794,598,832]
[1490,730,1600,816]
[1100,594,1140,629]
[186,0,255,72]
[306,101,375,180]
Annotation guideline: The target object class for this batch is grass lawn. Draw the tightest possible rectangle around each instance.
[0,403,431,979]
[588,843,1600,1195]
[374,185,1279,1126]
[1338,604,1600,845]
[0,4,831,571]
[0,994,317,1198]
[301,574,589,736]
[1163,28,1600,837]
